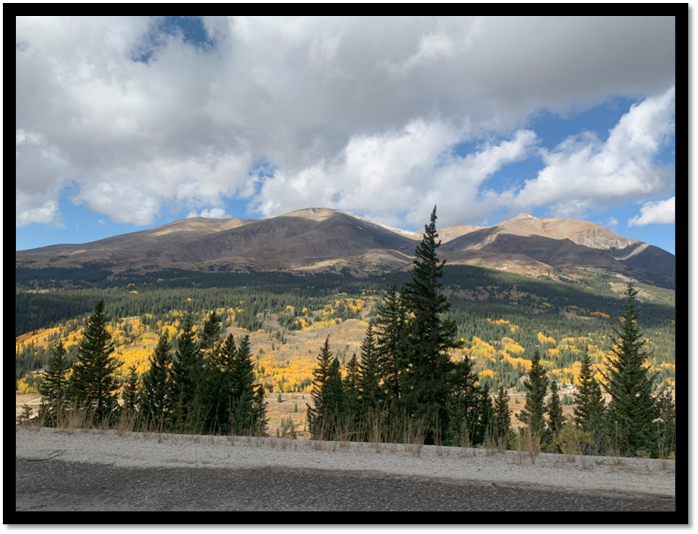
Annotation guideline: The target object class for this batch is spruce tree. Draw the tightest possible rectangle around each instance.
[654,389,675,458]
[517,350,548,438]
[68,300,120,424]
[200,311,222,354]
[38,341,69,427]
[343,353,361,436]
[170,315,203,432]
[400,206,462,444]
[325,357,345,440]
[602,281,659,457]
[251,383,268,437]
[121,365,140,415]
[546,380,564,450]
[199,323,227,435]
[229,335,265,436]
[358,323,383,423]
[447,355,481,446]
[307,337,344,440]
[491,386,511,449]
[373,285,406,407]
[141,332,173,430]
[205,333,237,435]
[474,384,494,446]
[573,349,605,443]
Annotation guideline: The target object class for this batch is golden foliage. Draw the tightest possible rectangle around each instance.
[537,332,556,345]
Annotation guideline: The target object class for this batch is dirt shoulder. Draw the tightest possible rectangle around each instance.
[15,427,675,499]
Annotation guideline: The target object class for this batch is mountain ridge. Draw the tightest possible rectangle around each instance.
[15,208,675,289]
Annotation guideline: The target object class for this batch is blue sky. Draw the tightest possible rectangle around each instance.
[16,16,676,254]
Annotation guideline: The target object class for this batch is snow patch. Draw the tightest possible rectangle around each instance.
[338,210,421,239]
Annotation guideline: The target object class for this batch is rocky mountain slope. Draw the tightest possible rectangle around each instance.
[16,209,675,289]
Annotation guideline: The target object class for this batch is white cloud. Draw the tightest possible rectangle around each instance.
[628,196,675,227]
[499,86,675,217]
[607,217,618,228]
[251,121,538,229]
[16,16,675,229]
[188,207,229,219]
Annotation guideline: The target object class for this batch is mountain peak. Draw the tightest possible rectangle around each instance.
[281,207,339,221]
[514,213,535,219]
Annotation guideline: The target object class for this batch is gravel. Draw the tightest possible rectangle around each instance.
[15,426,675,499]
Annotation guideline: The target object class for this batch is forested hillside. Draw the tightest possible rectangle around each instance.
[16,265,675,396]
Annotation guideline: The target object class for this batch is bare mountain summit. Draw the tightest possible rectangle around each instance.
[16,209,674,289]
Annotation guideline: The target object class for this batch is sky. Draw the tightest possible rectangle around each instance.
[15,16,676,254]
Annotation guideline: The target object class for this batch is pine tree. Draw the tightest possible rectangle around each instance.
[229,335,266,436]
[204,333,237,434]
[447,355,481,446]
[199,326,229,435]
[68,300,120,424]
[307,337,344,440]
[121,365,140,415]
[573,349,605,443]
[654,389,675,458]
[491,386,511,449]
[343,353,361,436]
[400,206,462,444]
[38,341,69,427]
[141,332,173,430]
[170,315,203,432]
[517,350,548,438]
[474,384,494,446]
[373,285,406,407]
[602,281,659,457]
[358,323,383,422]
[200,310,222,354]
[546,380,564,450]
[251,383,268,437]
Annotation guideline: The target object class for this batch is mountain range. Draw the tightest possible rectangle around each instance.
[15,208,675,289]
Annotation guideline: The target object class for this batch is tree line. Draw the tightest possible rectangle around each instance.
[35,302,268,436]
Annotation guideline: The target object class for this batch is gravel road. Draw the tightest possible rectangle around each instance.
[14,427,676,513]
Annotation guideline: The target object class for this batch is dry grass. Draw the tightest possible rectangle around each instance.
[266,392,312,440]
[15,393,42,418]
[513,428,541,464]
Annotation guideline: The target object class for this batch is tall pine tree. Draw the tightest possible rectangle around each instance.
[68,300,120,424]
[602,281,659,457]
[400,206,462,444]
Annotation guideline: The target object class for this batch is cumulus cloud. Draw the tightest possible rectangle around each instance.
[628,196,675,227]
[251,121,537,228]
[497,86,675,217]
[16,16,675,228]
[187,207,229,219]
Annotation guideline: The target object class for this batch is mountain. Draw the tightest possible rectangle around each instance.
[15,209,675,289]
[438,214,675,288]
